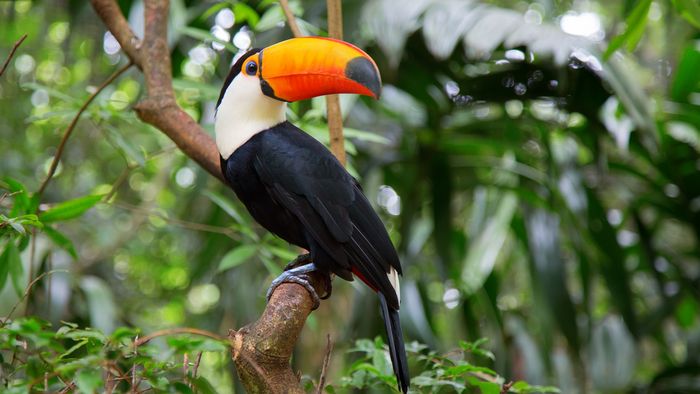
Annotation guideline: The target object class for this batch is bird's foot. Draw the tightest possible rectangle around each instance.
[281,254,333,300]
[266,262,332,310]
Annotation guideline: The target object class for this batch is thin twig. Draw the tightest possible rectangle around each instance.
[0,34,27,78]
[111,201,240,240]
[279,0,302,37]
[134,327,227,347]
[36,61,133,198]
[183,353,190,387]
[25,229,37,316]
[192,351,203,378]
[0,269,69,327]
[500,380,514,394]
[316,334,333,394]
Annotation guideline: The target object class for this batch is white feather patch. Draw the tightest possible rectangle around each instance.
[388,267,400,304]
[215,72,287,159]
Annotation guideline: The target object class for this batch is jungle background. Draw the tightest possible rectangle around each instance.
[1,0,700,392]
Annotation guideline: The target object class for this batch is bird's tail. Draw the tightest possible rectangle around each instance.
[378,292,410,393]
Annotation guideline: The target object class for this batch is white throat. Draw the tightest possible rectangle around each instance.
[215,73,287,159]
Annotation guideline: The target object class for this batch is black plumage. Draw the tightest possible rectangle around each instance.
[220,121,409,391]
[216,42,408,392]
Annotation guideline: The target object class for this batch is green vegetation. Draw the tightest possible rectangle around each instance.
[2,0,700,392]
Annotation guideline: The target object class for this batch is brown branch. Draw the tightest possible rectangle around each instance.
[230,276,327,394]
[316,334,333,394]
[90,0,223,182]
[325,0,346,165]
[500,380,514,394]
[279,0,302,38]
[90,0,143,67]
[0,270,69,327]
[0,34,27,78]
[36,61,133,198]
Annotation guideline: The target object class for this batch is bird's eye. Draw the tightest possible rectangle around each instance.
[245,61,258,76]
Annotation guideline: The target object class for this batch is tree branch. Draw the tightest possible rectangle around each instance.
[279,0,302,38]
[90,0,330,392]
[90,0,224,182]
[90,0,143,67]
[37,61,133,198]
[230,274,327,394]
[316,334,333,393]
[0,34,27,78]
[325,0,346,165]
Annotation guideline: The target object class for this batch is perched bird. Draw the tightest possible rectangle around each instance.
[215,37,409,392]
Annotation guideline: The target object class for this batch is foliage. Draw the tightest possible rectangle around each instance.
[0,317,226,393]
[330,338,559,394]
[1,0,700,392]
[0,317,544,394]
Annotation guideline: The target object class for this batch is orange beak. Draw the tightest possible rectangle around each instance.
[258,37,381,102]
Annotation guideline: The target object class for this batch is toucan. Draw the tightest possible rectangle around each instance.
[214,37,409,392]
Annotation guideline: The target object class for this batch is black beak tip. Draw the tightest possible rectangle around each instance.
[345,56,382,99]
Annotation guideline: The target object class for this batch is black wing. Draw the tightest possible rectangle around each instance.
[253,122,402,308]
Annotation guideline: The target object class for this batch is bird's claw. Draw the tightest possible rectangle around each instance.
[266,262,331,310]
[318,274,332,300]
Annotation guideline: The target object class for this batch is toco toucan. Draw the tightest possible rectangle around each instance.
[214,37,409,392]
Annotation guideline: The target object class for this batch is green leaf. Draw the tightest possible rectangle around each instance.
[2,177,31,215]
[234,2,260,28]
[511,381,561,393]
[525,210,580,352]
[461,191,517,295]
[672,0,700,29]
[39,194,103,223]
[189,376,218,394]
[5,242,24,297]
[172,78,221,101]
[267,245,298,261]
[343,128,390,145]
[79,276,117,334]
[670,44,700,102]
[180,27,237,53]
[472,380,501,394]
[104,124,145,166]
[75,367,103,394]
[203,190,245,224]
[675,295,698,329]
[21,82,80,104]
[255,4,286,32]
[111,326,140,342]
[604,0,652,58]
[218,244,258,271]
[44,226,77,258]
[0,244,11,294]
[165,337,227,353]
[459,338,496,360]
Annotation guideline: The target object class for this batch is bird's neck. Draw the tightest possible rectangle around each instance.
[215,76,287,159]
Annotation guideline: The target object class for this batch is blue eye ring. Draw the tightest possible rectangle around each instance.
[245,60,258,76]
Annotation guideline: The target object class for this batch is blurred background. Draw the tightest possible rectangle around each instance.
[1,0,700,392]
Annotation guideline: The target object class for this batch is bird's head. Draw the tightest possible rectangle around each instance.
[214,37,382,158]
